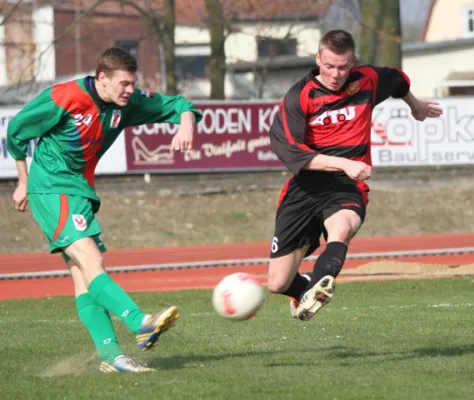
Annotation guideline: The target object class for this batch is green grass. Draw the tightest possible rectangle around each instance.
[0,278,473,399]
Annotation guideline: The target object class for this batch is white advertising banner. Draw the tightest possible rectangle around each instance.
[1,97,474,179]
[0,108,30,179]
[0,107,127,179]
[371,97,474,166]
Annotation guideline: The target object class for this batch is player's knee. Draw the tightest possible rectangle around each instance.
[267,252,302,293]
[67,249,105,280]
[327,222,359,243]
[66,238,104,268]
[325,211,362,243]
[87,252,104,268]
[267,273,291,293]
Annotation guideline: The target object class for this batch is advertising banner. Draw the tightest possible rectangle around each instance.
[2,97,474,179]
[124,102,283,172]
[125,98,474,172]
[371,98,474,166]
[0,108,32,178]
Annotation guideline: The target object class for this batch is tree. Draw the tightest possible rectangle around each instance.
[359,0,402,68]
[381,0,402,68]
[0,0,178,94]
[205,0,226,99]
[359,0,385,65]
[160,0,177,95]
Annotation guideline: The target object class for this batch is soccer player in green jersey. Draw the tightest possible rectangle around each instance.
[7,47,203,373]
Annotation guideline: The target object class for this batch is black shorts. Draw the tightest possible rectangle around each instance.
[269,178,368,258]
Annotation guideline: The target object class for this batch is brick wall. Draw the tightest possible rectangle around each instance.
[54,9,162,90]
[3,4,35,85]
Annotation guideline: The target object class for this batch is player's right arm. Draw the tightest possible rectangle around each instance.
[12,159,28,211]
[7,87,66,210]
[269,81,319,175]
[7,87,66,159]
[304,154,371,180]
[269,82,371,180]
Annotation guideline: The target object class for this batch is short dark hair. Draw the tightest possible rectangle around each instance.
[95,47,137,77]
[319,29,355,55]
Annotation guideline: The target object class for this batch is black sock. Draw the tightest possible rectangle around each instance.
[282,273,310,299]
[307,242,348,288]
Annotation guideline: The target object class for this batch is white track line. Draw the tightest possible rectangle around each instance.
[2,247,474,280]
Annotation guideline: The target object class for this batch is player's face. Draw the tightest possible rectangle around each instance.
[97,70,137,106]
[316,48,356,91]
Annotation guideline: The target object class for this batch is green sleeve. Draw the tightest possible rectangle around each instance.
[7,87,66,160]
[125,89,203,127]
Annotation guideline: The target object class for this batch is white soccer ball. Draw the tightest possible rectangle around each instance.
[212,272,265,321]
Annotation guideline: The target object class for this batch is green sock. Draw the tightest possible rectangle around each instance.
[76,293,122,363]
[88,273,145,335]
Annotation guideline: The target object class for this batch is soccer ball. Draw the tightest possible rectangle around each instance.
[212,272,265,321]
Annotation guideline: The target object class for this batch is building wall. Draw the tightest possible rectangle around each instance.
[425,0,474,42]
[0,17,6,87]
[53,9,161,88]
[3,5,35,86]
[402,45,474,98]
[176,21,321,62]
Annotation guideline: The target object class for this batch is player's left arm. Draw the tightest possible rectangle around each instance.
[400,90,443,121]
[370,66,443,121]
[126,90,203,151]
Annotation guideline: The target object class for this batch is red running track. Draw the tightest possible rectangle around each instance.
[1,233,473,300]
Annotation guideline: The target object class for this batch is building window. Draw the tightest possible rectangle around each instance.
[115,40,139,59]
[464,7,474,36]
[257,37,297,58]
[449,86,474,96]
[175,45,211,79]
[175,55,209,79]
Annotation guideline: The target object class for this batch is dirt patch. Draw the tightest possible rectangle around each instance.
[2,171,474,254]
[38,353,97,378]
[341,261,474,277]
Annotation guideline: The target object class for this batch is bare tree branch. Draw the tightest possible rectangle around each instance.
[0,0,28,26]
[5,0,172,93]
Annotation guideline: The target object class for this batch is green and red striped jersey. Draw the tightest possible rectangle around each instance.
[7,77,202,210]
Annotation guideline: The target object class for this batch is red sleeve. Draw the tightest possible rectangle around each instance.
[269,79,317,175]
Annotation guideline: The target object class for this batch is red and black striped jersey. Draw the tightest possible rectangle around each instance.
[269,65,410,193]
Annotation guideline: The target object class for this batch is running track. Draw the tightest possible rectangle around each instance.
[1,233,473,300]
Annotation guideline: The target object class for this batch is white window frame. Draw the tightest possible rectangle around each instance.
[462,5,474,37]
[175,45,211,57]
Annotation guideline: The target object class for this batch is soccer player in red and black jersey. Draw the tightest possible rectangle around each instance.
[267,29,443,321]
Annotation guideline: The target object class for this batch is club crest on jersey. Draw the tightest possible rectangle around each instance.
[72,214,87,231]
[110,110,121,128]
[140,90,154,98]
[347,81,359,95]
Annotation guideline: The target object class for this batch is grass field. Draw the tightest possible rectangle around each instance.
[1,278,473,400]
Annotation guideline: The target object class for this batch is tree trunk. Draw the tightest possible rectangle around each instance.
[381,0,402,68]
[205,0,226,99]
[162,0,177,95]
[359,0,384,65]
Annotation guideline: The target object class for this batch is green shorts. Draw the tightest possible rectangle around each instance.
[28,193,107,260]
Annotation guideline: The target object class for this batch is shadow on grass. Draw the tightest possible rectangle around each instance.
[161,344,474,370]
[148,349,292,370]
[39,343,474,376]
[323,344,474,365]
